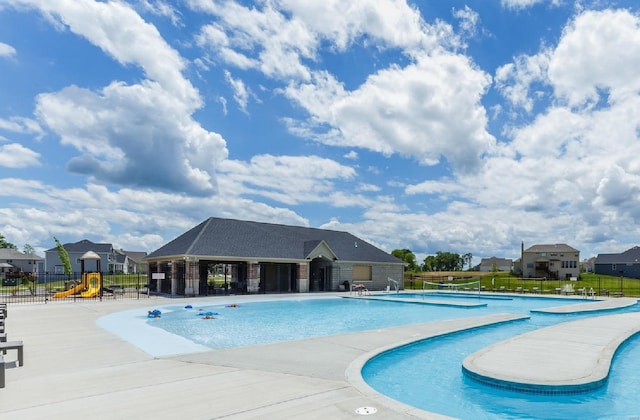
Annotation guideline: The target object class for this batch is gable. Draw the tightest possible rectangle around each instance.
[305,240,337,260]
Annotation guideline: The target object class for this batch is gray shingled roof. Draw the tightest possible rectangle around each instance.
[45,239,113,253]
[479,257,512,266]
[524,244,579,253]
[146,217,402,264]
[595,246,640,264]
[0,248,43,260]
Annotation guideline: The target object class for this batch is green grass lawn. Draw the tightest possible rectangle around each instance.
[404,272,640,297]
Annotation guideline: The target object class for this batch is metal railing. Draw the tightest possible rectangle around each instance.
[0,272,150,304]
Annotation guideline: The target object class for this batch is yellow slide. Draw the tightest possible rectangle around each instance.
[52,273,101,298]
[80,285,100,298]
[52,282,86,298]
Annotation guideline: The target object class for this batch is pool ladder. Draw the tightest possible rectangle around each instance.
[581,287,596,299]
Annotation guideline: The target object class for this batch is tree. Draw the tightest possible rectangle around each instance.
[23,244,36,255]
[434,251,462,271]
[422,255,437,272]
[391,248,419,272]
[54,236,72,277]
[0,233,17,249]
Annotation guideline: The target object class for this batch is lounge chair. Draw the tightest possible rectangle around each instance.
[352,283,369,296]
[561,284,575,295]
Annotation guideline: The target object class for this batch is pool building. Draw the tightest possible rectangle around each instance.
[145,217,404,296]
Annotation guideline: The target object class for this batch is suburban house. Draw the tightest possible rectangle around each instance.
[594,246,640,279]
[477,257,512,272]
[520,243,580,280]
[44,240,147,275]
[144,217,405,296]
[0,248,43,278]
[582,256,596,273]
[121,251,148,274]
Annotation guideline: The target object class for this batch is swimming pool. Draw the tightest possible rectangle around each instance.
[362,301,640,419]
[98,293,583,356]
[98,294,640,418]
[139,294,593,351]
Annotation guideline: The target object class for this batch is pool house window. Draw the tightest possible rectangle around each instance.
[352,265,371,281]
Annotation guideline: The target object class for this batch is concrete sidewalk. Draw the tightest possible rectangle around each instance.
[0,295,525,420]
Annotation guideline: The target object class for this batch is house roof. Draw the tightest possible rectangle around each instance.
[595,246,640,264]
[146,217,402,264]
[479,257,512,266]
[524,244,579,253]
[46,239,113,254]
[123,251,148,263]
[0,248,43,261]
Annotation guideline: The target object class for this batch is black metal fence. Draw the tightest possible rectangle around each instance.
[0,272,150,304]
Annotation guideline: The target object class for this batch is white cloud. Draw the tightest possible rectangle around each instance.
[193,1,316,80]
[405,179,464,196]
[453,5,480,40]
[5,0,228,196]
[0,177,309,252]
[276,0,440,52]
[192,0,458,80]
[137,0,182,27]
[0,116,44,139]
[218,154,358,205]
[357,183,381,193]
[500,0,561,10]
[0,143,41,168]
[35,81,226,195]
[343,150,358,160]
[0,41,16,58]
[224,70,251,113]
[285,53,494,173]
[329,6,640,261]
[495,49,552,113]
[191,0,489,174]
[549,9,640,107]
[13,0,200,106]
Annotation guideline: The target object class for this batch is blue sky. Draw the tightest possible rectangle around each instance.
[1,0,640,265]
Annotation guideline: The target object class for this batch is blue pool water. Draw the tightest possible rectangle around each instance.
[147,294,588,349]
[362,300,640,419]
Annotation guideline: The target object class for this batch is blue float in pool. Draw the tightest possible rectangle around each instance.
[147,309,162,318]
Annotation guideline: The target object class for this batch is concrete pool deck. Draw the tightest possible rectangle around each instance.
[0,293,637,419]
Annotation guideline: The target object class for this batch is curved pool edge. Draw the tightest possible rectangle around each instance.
[345,313,529,419]
[531,297,638,314]
[461,312,640,394]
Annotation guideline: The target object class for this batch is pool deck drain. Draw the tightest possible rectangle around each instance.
[356,406,378,415]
